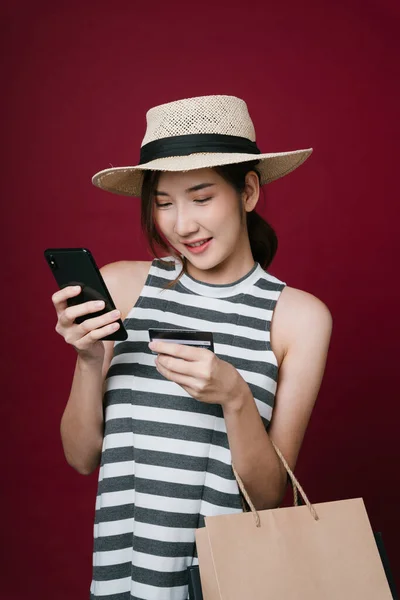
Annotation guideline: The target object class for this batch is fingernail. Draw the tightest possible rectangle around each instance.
[95,301,105,308]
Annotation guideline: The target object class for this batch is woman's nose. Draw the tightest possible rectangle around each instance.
[173,209,199,237]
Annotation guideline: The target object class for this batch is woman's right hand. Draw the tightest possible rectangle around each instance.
[52,285,121,362]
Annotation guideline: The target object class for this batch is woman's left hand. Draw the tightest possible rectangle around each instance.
[149,341,248,407]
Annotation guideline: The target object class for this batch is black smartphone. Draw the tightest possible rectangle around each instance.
[44,247,128,341]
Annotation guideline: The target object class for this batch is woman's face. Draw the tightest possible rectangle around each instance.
[153,168,258,282]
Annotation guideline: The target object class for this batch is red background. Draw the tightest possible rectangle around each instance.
[2,0,399,597]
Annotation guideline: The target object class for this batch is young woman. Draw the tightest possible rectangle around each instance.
[52,95,332,600]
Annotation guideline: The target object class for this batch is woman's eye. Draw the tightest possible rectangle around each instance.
[155,197,211,208]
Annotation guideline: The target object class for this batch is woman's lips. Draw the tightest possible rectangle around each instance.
[184,238,213,254]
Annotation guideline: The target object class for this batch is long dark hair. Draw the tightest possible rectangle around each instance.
[140,161,278,280]
[213,161,277,269]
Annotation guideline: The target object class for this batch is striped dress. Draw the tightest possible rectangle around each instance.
[91,256,286,600]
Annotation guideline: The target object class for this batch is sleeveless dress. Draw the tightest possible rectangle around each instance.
[90,256,286,600]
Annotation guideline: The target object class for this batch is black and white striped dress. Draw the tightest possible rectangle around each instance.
[91,256,285,600]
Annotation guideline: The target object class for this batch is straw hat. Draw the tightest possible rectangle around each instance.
[92,95,313,197]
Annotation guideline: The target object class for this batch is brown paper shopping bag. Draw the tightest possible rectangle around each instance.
[195,443,393,600]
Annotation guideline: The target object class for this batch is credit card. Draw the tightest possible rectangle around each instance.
[148,329,214,352]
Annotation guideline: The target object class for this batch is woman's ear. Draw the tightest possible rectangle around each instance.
[242,171,260,213]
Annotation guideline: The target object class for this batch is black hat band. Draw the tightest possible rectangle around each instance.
[139,133,261,165]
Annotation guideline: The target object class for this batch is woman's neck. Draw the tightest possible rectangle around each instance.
[185,244,256,286]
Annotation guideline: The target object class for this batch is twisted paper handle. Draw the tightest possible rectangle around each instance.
[232,440,319,527]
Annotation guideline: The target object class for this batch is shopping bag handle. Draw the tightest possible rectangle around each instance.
[232,441,319,527]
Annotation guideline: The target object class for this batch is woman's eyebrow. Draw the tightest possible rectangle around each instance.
[186,183,215,193]
[155,183,215,197]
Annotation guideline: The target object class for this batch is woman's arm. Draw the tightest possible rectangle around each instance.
[222,287,332,509]
[59,260,151,475]
[60,342,114,475]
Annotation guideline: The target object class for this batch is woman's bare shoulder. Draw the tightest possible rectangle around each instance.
[100,260,153,320]
[278,286,332,324]
[271,285,332,363]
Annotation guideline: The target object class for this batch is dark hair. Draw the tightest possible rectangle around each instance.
[213,161,278,269]
[140,161,278,280]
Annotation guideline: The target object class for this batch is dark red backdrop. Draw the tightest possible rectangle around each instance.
[2,0,399,597]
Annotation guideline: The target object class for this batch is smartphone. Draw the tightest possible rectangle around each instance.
[148,329,214,352]
[44,247,128,341]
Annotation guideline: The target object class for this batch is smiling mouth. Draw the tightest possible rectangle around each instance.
[184,238,212,248]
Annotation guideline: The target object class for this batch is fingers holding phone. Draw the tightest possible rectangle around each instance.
[72,304,122,350]
[52,284,83,314]
[45,248,128,348]
[51,284,121,358]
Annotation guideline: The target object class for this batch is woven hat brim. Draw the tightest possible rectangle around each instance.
[92,149,313,197]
